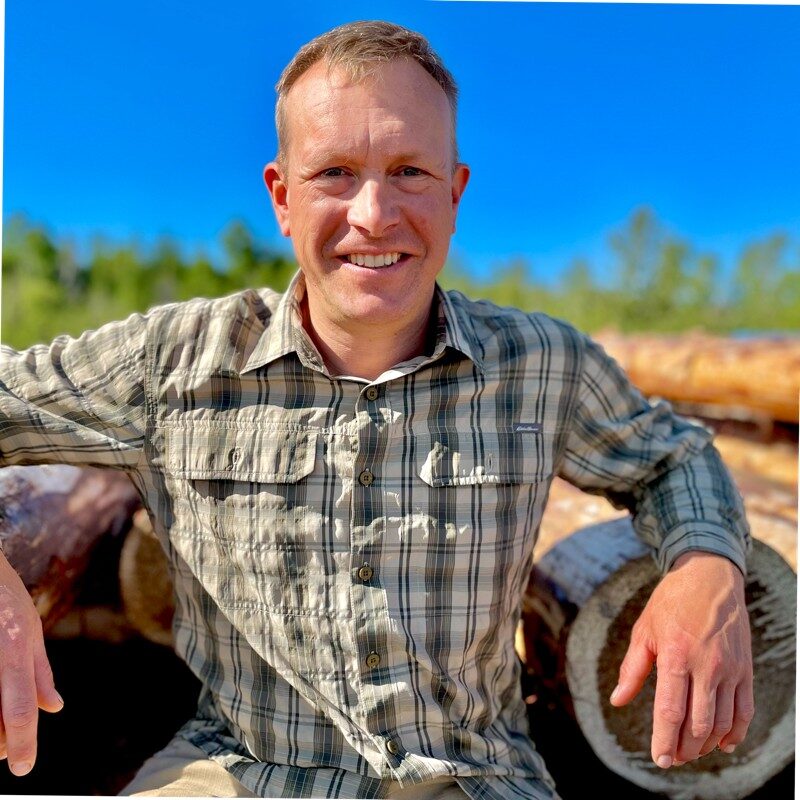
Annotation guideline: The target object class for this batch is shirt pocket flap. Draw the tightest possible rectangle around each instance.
[418,432,548,487]
[164,425,317,483]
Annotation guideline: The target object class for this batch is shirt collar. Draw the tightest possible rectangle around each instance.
[242,271,484,375]
[436,284,484,372]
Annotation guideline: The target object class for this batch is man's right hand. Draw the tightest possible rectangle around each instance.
[0,553,64,776]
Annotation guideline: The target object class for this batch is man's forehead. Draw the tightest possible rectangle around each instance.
[285,57,450,116]
[280,58,453,163]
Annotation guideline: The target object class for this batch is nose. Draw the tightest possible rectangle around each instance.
[346,178,399,238]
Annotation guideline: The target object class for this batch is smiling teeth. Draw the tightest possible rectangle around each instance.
[347,252,401,268]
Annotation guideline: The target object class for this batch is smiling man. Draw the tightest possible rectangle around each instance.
[0,21,752,800]
[263,55,469,382]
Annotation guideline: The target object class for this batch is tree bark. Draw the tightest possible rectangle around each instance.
[594,331,800,424]
[0,465,140,629]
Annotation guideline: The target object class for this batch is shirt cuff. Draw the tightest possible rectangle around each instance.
[657,521,751,577]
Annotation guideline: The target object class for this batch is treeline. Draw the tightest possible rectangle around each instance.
[2,208,798,350]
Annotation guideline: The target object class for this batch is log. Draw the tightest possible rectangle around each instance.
[0,465,140,629]
[594,331,800,424]
[520,517,796,800]
[50,507,177,647]
[713,435,797,489]
[46,605,137,644]
[118,508,175,647]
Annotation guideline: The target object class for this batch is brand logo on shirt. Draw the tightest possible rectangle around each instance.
[514,422,542,434]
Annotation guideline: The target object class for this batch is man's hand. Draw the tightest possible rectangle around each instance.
[0,553,64,776]
[609,551,754,769]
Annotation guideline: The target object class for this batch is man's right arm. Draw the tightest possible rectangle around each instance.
[0,313,150,776]
[0,311,148,471]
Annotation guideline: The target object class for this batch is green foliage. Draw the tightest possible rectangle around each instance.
[1,216,296,349]
[444,207,799,336]
[2,208,798,350]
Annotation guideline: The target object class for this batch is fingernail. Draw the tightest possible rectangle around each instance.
[674,761,685,767]
[723,744,736,754]
[55,691,65,707]
[10,761,32,776]
[657,755,672,769]
[610,686,621,703]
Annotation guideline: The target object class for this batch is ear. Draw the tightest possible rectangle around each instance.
[450,163,470,233]
[263,162,291,237]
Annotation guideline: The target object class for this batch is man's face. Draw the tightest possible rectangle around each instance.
[264,58,469,338]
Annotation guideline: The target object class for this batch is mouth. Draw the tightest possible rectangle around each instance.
[337,252,410,269]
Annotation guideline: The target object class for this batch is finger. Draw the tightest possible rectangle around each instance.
[0,713,6,760]
[610,633,655,707]
[33,644,63,714]
[1,658,39,776]
[719,679,755,753]
[700,681,735,757]
[651,653,689,768]
[677,677,716,763]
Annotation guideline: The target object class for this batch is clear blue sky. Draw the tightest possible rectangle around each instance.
[3,1,799,284]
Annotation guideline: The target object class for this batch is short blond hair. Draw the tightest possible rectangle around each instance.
[275,20,459,165]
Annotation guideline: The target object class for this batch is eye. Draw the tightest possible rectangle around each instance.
[320,167,348,178]
[397,166,424,178]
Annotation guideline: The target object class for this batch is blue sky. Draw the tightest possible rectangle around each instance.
[3,1,799,284]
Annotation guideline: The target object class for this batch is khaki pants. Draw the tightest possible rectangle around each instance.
[121,736,467,798]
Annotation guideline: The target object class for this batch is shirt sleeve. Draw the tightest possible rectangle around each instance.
[557,331,752,576]
[0,311,149,472]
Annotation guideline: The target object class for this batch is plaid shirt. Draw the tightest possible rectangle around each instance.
[0,274,749,799]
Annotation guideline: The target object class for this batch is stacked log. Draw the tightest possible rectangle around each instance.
[118,508,175,646]
[594,331,800,424]
[0,465,140,628]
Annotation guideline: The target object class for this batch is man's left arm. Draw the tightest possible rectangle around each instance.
[556,332,753,769]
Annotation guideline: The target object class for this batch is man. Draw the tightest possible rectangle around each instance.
[0,20,753,799]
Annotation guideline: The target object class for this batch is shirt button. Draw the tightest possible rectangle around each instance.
[358,469,374,487]
[365,651,381,669]
[357,563,374,582]
[365,386,379,401]
[385,739,400,756]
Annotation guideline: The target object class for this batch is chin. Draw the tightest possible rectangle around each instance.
[341,294,418,323]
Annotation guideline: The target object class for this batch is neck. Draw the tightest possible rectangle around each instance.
[300,298,436,381]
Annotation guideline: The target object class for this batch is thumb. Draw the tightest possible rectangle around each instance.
[610,634,655,707]
[33,644,64,714]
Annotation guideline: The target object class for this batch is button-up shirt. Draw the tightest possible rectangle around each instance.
[0,274,750,799]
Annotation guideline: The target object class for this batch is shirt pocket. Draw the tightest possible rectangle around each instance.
[163,423,319,538]
[162,423,336,616]
[399,432,552,680]
[417,430,550,487]
[411,432,551,605]
[166,423,317,484]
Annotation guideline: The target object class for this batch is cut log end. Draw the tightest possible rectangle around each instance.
[118,509,175,647]
[556,520,796,800]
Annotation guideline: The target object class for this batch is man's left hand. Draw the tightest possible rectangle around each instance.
[609,551,754,768]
